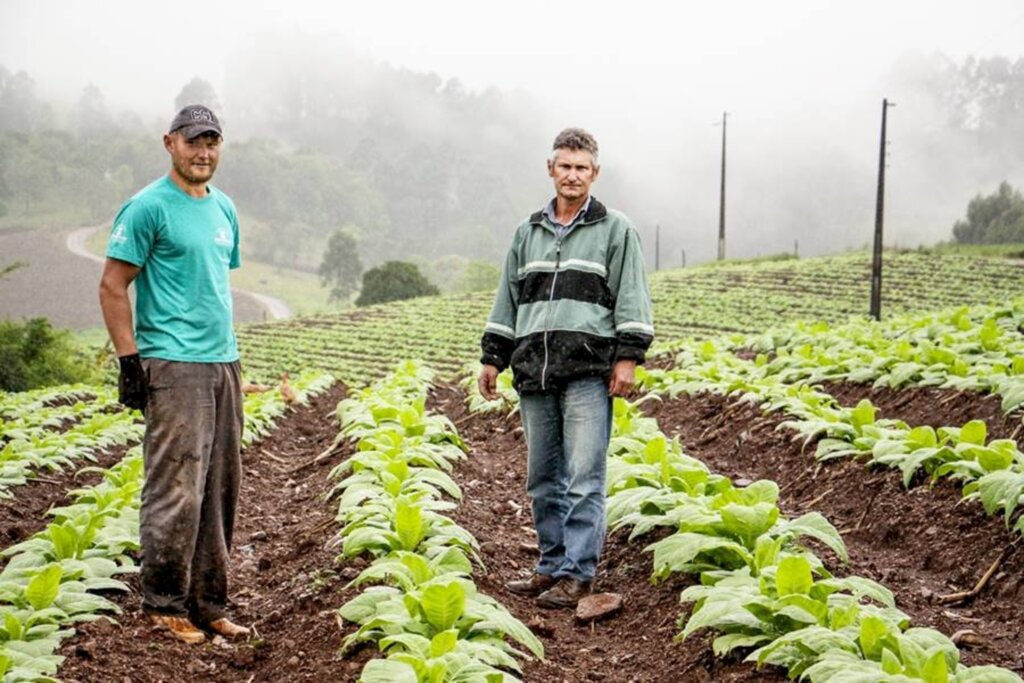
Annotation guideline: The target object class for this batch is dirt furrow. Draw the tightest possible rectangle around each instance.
[58,384,361,682]
[647,391,1024,673]
[432,384,786,683]
[0,444,132,555]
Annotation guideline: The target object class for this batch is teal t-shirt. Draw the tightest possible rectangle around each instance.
[106,175,241,363]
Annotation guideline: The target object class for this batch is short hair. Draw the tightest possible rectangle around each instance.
[551,127,599,165]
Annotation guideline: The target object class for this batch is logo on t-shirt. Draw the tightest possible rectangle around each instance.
[214,227,233,247]
[111,224,128,244]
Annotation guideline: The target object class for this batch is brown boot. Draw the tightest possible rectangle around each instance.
[149,615,207,644]
[537,578,592,608]
[208,618,251,639]
[505,572,557,596]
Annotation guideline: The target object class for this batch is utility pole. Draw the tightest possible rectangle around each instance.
[681,248,686,268]
[870,99,895,321]
[717,111,728,261]
[655,224,660,271]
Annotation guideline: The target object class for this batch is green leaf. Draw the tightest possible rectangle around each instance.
[959,420,988,446]
[720,503,779,549]
[753,535,783,574]
[774,512,849,563]
[359,659,419,683]
[430,629,459,657]
[907,425,939,449]
[3,612,23,641]
[850,400,877,432]
[419,582,465,632]
[339,587,402,624]
[921,649,950,683]
[775,556,813,596]
[953,665,1024,682]
[395,501,425,552]
[859,614,890,660]
[25,565,62,611]
[713,633,770,657]
[647,532,752,577]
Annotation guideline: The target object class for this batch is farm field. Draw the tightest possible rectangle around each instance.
[36,360,1024,682]
[237,251,1024,386]
[1,250,1023,681]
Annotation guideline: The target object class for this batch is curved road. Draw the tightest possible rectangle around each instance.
[66,226,292,320]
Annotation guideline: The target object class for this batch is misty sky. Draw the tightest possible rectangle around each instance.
[3,0,1024,258]
[4,1,1021,120]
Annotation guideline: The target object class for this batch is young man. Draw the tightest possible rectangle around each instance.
[98,104,249,643]
[478,128,654,607]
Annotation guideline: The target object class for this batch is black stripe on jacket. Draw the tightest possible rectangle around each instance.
[507,330,616,393]
[517,269,613,308]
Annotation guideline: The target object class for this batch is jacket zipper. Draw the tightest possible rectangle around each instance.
[541,238,562,391]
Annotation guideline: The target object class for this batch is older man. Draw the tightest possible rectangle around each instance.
[479,128,654,608]
[99,104,249,643]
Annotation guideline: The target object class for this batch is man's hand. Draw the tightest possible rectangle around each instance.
[608,359,637,398]
[118,353,148,411]
[478,364,500,401]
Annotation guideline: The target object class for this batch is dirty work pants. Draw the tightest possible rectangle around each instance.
[519,377,612,582]
[139,359,243,624]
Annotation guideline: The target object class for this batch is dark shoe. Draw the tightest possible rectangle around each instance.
[506,572,557,596]
[537,578,592,608]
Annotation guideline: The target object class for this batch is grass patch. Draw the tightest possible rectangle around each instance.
[916,242,1024,259]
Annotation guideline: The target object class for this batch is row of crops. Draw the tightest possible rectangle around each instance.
[236,252,1024,387]
[326,362,543,681]
[460,295,1024,538]
[450,367,1023,681]
[0,373,333,682]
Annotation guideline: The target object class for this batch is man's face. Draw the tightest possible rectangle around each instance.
[164,131,221,185]
[547,148,599,202]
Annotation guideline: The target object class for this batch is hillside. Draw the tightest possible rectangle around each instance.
[237,251,1024,384]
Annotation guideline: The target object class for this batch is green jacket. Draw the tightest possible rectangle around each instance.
[480,197,654,392]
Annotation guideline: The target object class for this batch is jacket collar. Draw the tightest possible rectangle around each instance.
[530,196,607,227]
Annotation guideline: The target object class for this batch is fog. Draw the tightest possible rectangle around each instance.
[2,0,1024,267]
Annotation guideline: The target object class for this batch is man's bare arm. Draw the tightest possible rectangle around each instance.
[99,258,141,356]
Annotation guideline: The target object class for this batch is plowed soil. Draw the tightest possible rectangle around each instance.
[52,380,1024,681]
[0,443,134,552]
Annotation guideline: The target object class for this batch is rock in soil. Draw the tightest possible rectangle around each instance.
[575,593,623,622]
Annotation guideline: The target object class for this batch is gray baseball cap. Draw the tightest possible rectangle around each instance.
[168,104,223,139]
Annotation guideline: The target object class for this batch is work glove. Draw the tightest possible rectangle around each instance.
[118,353,148,411]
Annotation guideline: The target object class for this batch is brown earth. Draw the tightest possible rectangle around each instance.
[820,381,1023,444]
[0,443,133,551]
[645,388,1024,674]
[53,380,1024,681]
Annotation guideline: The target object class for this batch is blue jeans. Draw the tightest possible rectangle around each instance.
[519,376,612,582]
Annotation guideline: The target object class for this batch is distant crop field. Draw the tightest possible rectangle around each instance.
[236,251,1024,385]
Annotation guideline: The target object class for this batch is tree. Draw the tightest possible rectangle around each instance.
[174,77,221,112]
[318,229,363,303]
[74,83,113,138]
[454,260,501,293]
[952,181,1024,244]
[0,66,53,134]
[0,318,95,391]
[355,261,439,307]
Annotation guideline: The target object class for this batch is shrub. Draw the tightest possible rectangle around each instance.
[355,261,439,307]
[952,181,1024,244]
[0,318,97,391]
